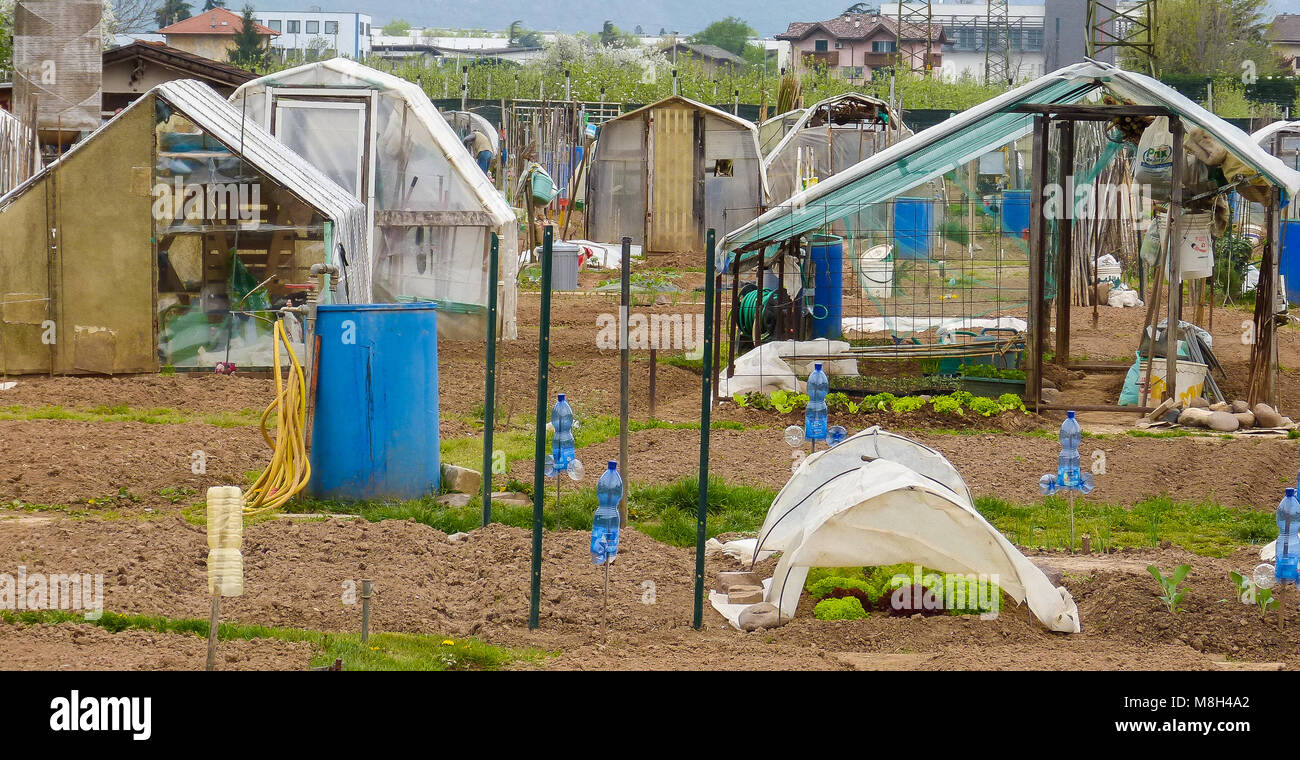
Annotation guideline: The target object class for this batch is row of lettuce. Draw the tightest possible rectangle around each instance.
[734,390,1028,417]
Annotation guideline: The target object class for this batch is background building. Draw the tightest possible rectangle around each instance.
[159,7,277,62]
[255,10,373,59]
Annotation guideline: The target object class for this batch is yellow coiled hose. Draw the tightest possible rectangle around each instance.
[244,318,311,515]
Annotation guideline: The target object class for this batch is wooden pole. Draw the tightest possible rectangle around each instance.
[1055,120,1075,366]
[1026,115,1049,412]
[1165,117,1185,402]
[205,594,221,671]
[619,236,630,527]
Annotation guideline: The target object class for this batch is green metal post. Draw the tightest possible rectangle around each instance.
[693,229,717,630]
[481,234,499,527]
[529,228,554,630]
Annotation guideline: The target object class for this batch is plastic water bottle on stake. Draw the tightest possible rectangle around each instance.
[1276,488,1300,584]
[591,461,622,565]
[805,363,829,442]
[552,393,575,470]
[1057,411,1083,489]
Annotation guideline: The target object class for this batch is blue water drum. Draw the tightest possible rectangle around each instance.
[894,196,935,260]
[1281,219,1300,304]
[1000,189,1032,237]
[309,303,440,501]
[809,234,844,339]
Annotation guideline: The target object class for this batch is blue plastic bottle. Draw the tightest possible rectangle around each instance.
[552,394,575,471]
[805,363,829,441]
[1057,411,1082,489]
[591,461,622,565]
[1276,488,1300,583]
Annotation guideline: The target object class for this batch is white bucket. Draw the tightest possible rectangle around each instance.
[1160,212,1213,280]
[1138,358,1208,407]
[858,244,893,298]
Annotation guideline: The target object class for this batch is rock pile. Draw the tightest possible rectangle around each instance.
[1165,399,1291,432]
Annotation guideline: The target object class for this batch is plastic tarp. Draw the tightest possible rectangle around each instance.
[756,426,975,558]
[723,61,1300,256]
[762,458,1081,633]
[716,339,858,397]
[231,58,519,339]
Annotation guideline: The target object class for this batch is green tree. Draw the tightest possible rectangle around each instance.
[227,5,267,68]
[154,0,192,28]
[598,20,635,48]
[508,20,541,48]
[843,2,877,14]
[382,19,411,36]
[1142,0,1280,77]
[202,0,227,10]
[691,17,756,56]
[0,1,12,75]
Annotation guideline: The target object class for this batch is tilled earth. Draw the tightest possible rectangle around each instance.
[0,515,1294,671]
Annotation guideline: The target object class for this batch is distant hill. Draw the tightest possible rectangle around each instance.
[255,0,870,37]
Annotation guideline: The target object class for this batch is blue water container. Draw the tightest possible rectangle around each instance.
[894,196,934,260]
[1279,219,1300,304]
[309,303,440,501]
[1000,190,1032,237]
[809,234,844,339]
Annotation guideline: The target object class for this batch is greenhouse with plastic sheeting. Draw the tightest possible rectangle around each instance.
[231,58,519,340]
[586,95,769,254]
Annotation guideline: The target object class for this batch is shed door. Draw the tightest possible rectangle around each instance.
[648,104,704,253]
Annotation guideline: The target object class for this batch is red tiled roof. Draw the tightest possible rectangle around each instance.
[159,8,277,36]
[777,13,944,43]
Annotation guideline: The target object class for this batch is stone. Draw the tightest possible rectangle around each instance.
[1234,411,1255,429]
[1232,400,1250,414]
[436,493,473,508]
[1254,404,1284,428]
[1190,397,1210,408]
[716,571,762,593]
[447,532,469,543]
[728,586,765,604]
[491,491,532,507]
[1040,387,1062,404]
[1177,407,1212,427]
[738,602,781,631]
[1206,411,1239,432]
[441,464,482,495]
[1209,401,1229,412]
[1162,409,1181,425]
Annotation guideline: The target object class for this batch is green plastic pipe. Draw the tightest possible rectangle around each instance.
[529,228,554,631]
[694,228,717,630]
[481,233,499,527]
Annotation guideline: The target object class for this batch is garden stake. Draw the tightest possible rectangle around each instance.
[482,234,499,526]
[619,237,630,526]
[602,562,610,640]
[529,228,555,630]
[361,579,373,644]
[693,229,717,630]
[205,593,221,672]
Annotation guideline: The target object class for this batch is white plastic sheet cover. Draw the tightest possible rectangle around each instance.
[763,458,1081,633]
[756,426,975,559]
[717,339,858,397]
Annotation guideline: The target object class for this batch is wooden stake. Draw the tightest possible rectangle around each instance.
[205,594,221,672]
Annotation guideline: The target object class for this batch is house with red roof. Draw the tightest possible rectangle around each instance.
[776,12,945,81]
[159,7,277,63]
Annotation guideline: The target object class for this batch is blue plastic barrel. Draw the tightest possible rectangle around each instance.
[1282,219,1300,303]
[1001,190,1032,236]
[309,303,440,501]
[894,197,934,260]
[809,234,844,339]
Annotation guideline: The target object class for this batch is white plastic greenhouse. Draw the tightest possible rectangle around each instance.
[231,58,519,340]
[763,93,906,205]
[586,95,769,254]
